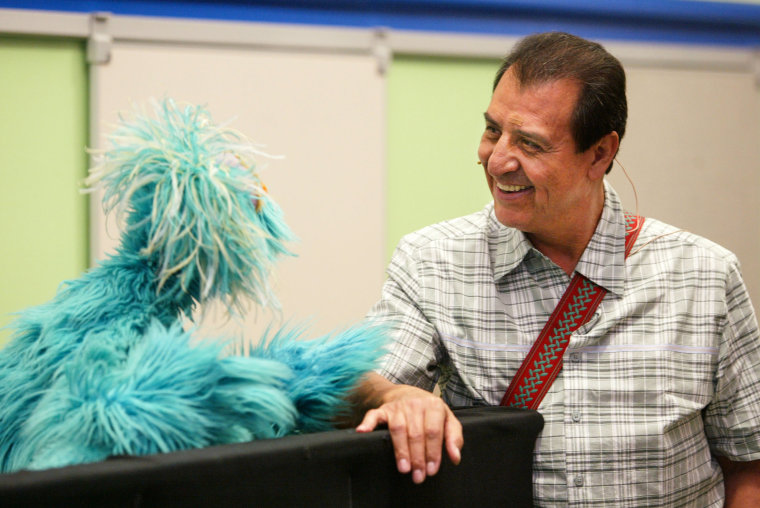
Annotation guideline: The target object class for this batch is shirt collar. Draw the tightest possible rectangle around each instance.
[488,181,629,296]
[573,181,628,296]
[488,204,533,281]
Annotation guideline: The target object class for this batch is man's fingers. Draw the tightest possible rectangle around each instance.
[359,408,415,475]
[356,407,386,433]
[402,400,428,484]
[423,406,446,476]
[444,410,464,465]
[355,387,464,483]
[386,408,413,475]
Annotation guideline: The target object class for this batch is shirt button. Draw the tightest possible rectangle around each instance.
[572,411,581,422]
[569,352,581,363]
[574,476,584,487]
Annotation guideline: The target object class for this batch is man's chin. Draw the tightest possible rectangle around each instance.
[496,214,528,231]
[493,208,530,231]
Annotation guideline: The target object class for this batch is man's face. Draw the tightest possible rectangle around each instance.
[477,68,601,239]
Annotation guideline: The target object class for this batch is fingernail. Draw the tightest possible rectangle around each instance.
[412,469,425,484]
[398,458,410,473]
[426,461,438,476]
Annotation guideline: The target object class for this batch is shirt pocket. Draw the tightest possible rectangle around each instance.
[438,331,531,406]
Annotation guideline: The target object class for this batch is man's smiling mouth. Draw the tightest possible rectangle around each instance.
[496,182,532,193]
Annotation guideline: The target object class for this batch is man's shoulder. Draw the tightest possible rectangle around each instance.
[398,205,492,251]
[639,216,738,263]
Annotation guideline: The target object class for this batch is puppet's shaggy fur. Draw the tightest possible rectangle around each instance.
[0,100,386,473]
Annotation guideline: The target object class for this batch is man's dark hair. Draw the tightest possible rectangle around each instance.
[494,32,626,173]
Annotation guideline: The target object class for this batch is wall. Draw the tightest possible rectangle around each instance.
[0,36,89,346]
[1,2,760,346]
[386,55,495,260]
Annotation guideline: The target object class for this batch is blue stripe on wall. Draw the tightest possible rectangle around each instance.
[2,0,760,46]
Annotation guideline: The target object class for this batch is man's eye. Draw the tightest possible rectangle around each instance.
[485,125,500,136]
[521,138,542,152]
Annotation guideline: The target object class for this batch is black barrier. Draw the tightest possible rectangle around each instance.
[0,406,543,507]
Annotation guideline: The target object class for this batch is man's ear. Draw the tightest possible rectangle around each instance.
[589,131,620,180]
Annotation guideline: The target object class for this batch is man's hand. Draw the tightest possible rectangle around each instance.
[354,373,463,484]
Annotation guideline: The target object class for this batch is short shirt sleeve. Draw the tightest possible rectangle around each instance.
[703,258,760,461]
[366,236,441,392]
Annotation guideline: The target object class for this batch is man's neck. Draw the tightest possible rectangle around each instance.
[526,190,605,277]
[526,235,588,276]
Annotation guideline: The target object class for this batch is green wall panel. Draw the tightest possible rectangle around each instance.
[0,36,89,347]
[386,55,497,261]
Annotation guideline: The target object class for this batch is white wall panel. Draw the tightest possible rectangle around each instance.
[92,40,386,344]
[609,64,760,305]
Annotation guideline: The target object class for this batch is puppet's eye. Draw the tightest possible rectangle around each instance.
[254,183,268,212]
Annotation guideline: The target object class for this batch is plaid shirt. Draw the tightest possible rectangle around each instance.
[369,181,760,506]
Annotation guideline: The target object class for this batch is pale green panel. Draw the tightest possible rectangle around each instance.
[0,37,89,347]
[386,55,498,260]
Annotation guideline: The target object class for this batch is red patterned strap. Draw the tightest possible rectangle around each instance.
[500,214,644,410]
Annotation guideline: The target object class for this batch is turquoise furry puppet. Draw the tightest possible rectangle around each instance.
[0,100,387,473]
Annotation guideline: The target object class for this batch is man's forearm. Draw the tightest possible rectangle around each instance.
[717,456,760,507]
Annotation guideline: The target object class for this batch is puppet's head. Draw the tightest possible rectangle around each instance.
[87,99,294,312]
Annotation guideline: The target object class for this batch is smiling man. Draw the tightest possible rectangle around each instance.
[353,32,760,506]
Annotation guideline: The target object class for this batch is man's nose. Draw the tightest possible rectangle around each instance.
[487,137,519,174]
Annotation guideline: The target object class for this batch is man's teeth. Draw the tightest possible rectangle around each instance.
[497,183,530,192]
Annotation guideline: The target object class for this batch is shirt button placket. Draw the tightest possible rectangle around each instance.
[565,348,585,500]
